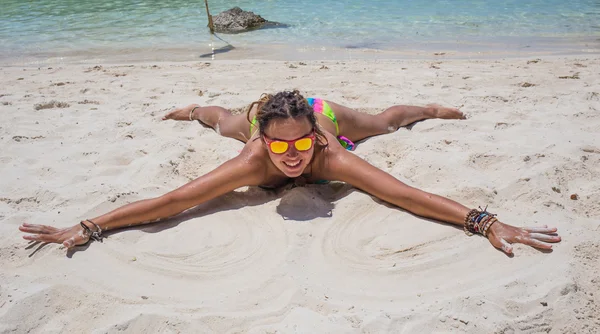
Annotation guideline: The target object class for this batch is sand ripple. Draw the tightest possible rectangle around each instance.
[130,207,287,279]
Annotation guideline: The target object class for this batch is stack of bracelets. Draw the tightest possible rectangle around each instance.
[464,206,499,237]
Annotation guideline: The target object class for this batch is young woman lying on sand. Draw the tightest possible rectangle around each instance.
[19,90,561,254]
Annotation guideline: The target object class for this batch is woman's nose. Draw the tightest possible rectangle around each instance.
[286,146,299,157]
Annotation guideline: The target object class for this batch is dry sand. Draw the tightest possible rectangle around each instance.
[1,56,599,333]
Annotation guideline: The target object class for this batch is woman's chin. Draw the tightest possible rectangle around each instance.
[285,171,304,178]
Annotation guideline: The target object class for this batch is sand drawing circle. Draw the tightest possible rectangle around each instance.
[320,206,458,272]
[313,203,547,298]
[105,206,288,280]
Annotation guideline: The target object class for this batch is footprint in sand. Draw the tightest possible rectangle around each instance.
[77,99,99,105]
[12,135,45,142]
[494,122,516,130]
[481,95,509,103]
[581,146,600,154]
[33,100,70,110]
[0,190,56,210]
[0,197,40,208]
[50,82,74,87]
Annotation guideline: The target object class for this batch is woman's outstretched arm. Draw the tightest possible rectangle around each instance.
[19,148,266,248]
[328,149,561,254]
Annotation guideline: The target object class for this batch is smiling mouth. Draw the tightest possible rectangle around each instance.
[283,160,302,168]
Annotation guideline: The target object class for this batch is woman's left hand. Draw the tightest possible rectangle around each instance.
[486,222,561,255]
[19,223,91,248]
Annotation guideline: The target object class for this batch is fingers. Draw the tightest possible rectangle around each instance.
[529,233,561,243]
[522,226,557,234]
[21,223,92,249]
[22,233,57,243]
[63,232,91,248]
[491,236,554,254]
[521,237,553,250]
[63,236,77,248]
[488,233,513,255]
[19,224,58,234]
[490,234,556,255]
[499,238,513,254]
[488,222,561,254]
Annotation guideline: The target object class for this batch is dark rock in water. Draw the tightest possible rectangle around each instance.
[211,7,287,33]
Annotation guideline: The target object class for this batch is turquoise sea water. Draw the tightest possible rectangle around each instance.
[1,0,599,63]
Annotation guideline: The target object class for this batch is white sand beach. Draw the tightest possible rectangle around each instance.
[1,56,599,333]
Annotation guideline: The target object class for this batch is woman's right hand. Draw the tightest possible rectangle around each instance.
[19,223,90,248]
[162,104,200,121]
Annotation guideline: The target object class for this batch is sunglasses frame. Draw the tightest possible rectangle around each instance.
[262,130,316,154]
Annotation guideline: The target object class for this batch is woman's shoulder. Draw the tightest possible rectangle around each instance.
[239,137,269,165]
[319,131,346,154]
[313,132,350,168]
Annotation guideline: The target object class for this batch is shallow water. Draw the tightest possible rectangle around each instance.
[2,0,599,63]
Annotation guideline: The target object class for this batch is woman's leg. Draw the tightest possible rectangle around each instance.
[163,105,252,143]
[328,101,465,142]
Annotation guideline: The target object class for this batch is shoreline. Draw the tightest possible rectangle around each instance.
[3,35,599,67]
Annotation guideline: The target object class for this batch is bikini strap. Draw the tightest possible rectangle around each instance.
[250,115,259,136]
[308,98,340,135]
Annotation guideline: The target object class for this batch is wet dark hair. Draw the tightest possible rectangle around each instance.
[246,90,328,146]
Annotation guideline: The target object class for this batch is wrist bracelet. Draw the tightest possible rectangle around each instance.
[189,106,200,121]
[80,219,103,242]
[464,206,497,238]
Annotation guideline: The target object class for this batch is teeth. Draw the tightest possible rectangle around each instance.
[285,161,300,167]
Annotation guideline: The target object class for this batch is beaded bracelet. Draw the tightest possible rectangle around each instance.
[464,206,497,237]
[463,209,479,236]
[482,217,498,237]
